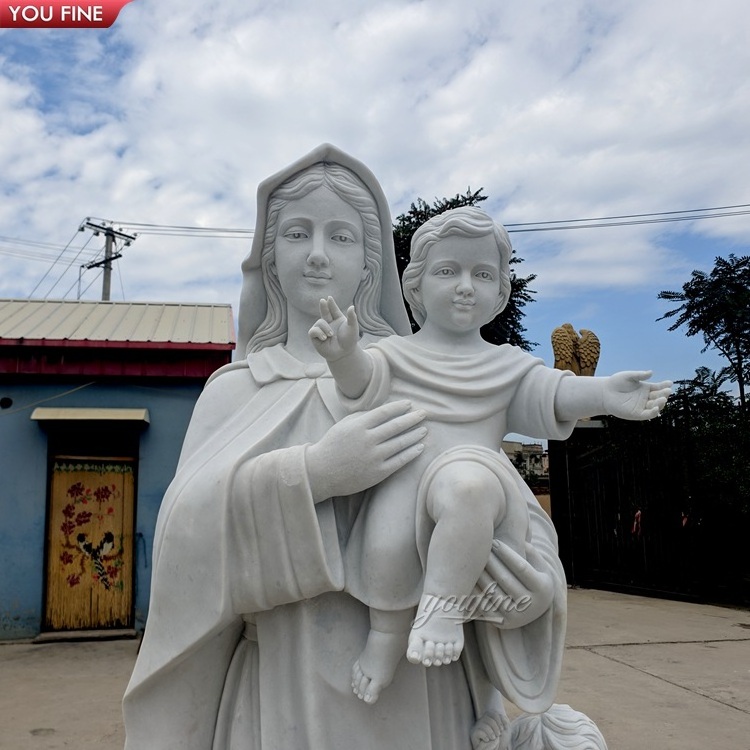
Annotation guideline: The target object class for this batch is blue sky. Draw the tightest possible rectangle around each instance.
[1,0,748,395]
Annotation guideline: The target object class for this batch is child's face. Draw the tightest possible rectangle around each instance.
[418,233,503,336]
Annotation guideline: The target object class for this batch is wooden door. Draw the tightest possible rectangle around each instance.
[44,457,135,631]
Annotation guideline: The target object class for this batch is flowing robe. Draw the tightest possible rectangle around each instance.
[123,343,571,749]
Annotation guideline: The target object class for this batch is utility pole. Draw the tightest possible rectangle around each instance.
[81,221,137,301]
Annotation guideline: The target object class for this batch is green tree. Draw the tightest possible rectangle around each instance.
[661,367,749,515]
[664,366,736,428]
[658,254,750,409]
[392,188,538,350]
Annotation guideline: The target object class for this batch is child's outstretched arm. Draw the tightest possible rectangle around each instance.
[309,296,374,399]
[555,370,672,423]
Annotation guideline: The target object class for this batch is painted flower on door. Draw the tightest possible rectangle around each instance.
[54,464,128,591]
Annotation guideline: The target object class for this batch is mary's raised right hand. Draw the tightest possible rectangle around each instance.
[307,400,427,501]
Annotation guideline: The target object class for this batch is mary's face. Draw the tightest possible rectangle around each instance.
[273,186,366,318]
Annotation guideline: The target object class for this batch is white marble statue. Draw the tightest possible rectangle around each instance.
[122,144,667,750]
[308,207,671,706]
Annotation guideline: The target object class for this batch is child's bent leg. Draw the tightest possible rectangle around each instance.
[408,461,505,667]
[352,607,413,704]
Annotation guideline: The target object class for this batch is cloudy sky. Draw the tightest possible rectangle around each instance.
[2,0,749,391]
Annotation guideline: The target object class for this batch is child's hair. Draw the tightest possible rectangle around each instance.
[402,206,513,327]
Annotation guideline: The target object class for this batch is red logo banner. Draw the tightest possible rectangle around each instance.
[0,0,134,28]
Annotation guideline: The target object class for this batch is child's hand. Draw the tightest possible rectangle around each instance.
[603,371,672,420]
[308,296,360,362]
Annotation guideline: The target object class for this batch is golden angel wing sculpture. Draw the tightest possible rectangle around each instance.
[551,323,580,375]
[551,323,600,376]
[578,329,601,376]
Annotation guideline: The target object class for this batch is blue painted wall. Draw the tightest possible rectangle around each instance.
[0,378,202,639]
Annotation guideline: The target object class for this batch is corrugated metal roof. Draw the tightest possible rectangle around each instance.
[31,407,150,422]
[0,299,235,346]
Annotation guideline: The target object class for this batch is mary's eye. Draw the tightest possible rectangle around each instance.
[331,233,355,244]
[435,267,454,276]
[476,271,494,280]
[284,228,308,240]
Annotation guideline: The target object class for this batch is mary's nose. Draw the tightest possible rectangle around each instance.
[306,232,330,267]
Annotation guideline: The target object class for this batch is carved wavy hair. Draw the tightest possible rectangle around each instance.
[402,206,512,327]
[249,163,396,352]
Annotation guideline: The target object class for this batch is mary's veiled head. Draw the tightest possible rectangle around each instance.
[237,144,410,357]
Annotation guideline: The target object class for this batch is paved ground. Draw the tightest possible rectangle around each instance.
[1,587,749,749]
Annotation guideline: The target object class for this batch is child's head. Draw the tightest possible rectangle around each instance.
[402,206,512,327]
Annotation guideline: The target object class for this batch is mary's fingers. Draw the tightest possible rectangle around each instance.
[366,401,427,438]
[483,543,528,602]
[475,570,499,597]
[359,399,412,425]
[379,421,428,459]
[523,544,556,587]
[491,540,549,600]
[381,440,425,473]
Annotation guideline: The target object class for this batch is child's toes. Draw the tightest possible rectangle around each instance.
[433,642,446,665]
[407,636,424,664]
[444,642,454,663]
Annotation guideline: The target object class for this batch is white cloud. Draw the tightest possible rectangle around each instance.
[0,0,749,379]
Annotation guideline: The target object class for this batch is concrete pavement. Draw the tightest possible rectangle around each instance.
[1,588,749,749]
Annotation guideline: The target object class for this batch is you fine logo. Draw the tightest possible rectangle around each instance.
[412,583,532,629]
[0,0,134,28]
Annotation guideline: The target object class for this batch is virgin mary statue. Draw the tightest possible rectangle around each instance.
[123,144,568,750]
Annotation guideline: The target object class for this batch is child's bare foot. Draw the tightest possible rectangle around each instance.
[407,593,465,667]
[351,628,405,704]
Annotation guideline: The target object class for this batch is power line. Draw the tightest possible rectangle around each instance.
[0,239,100,264]
[504,202,750,228]
[27,227,91,299]
[9,200,750,301]
[11,201,750,262]
[90,217,254,239]
[39,232,99,300]
[108,202,750,237]
[0,246,90,264]
[506,209,750,233]
[0,234,84,251]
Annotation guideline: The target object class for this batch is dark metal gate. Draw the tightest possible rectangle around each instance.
[549,417,750,606]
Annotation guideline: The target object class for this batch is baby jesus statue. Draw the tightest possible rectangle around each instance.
[309,206,671,706]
